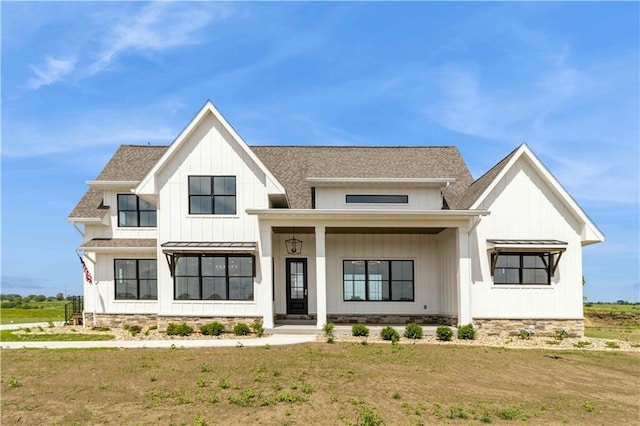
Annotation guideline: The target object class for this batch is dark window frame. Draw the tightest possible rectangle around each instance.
[117,194,157,227]
[173,254,255,301]
[343,259,414,302]
[188,175,237,215]
[492,252,553,285]
[346,194,409,204]
[114,259,158,300]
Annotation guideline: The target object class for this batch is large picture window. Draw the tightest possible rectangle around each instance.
[117,194,157,227]
[115,259,157,300]
[343,260,414,301]
[493,252,552,285]
[188,176,236,215]
[174,254,254,300]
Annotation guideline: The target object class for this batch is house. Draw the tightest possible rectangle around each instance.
[68,101,604,336]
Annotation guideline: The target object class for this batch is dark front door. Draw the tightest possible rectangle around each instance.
[286,258,307,315]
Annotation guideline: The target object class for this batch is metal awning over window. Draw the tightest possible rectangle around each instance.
[487,239,567,276]
[161,241,257,277]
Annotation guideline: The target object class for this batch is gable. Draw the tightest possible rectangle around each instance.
[470,143,604,245]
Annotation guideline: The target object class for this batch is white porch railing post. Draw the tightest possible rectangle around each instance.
[315,225,327,329]
[259,224,274,329]
[458,227,472,325]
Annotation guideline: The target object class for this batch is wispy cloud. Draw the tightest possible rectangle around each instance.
[27,56,76,89]
[25,2,229,89]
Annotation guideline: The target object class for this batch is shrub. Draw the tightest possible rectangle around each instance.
[251,320,265,337]
[436,326,453,341]
[404,323,423,339]
[352,324,370,337]
[200,322,226,336]
[380,326,400,342]
[457,324,476,340]
[517,327,534,340]
[553,328,569,340]
[166,322,194,336]
[91,326,111,332]
[322,322,335,343]
[124,324,142,336]
[233,322,251,336]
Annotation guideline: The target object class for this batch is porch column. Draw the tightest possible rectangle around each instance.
[457,227,472,325]
[259,225,274,329]
[315,225,327,329]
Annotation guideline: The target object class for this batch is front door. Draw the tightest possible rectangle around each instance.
[286,258,307,315]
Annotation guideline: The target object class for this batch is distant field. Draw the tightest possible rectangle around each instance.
[584,303,640,315]
[584,303,640,343]
[0,301,66,325]
[2,343,638,425]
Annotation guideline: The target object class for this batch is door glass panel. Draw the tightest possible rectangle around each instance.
[290,261,304,300]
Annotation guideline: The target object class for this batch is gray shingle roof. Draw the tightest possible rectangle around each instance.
[251,146,474,209]
[456,146,519,209]
[79,238,157,249]
[68,145,169,219]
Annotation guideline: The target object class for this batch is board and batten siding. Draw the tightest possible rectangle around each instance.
[323,233,442,315]
[471,157,584,319]
[435,228,459,316]
[83,252,158,314]
[153,112,271,317]
[315,187,442,210]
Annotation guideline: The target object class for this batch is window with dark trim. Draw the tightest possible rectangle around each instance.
[343,260,414,301]
[173,254,254,300]
[492,252,553,285]
[188,176,236,214]
[115,259,157,300]
[346,194,408,204]
[117,194,157,227]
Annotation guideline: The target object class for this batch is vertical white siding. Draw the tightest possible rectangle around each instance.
[471,157,584,319]
[315,187,442,210]
[435,228,459,315]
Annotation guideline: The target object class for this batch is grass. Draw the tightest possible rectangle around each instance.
[1,343,638,425]
[584,303,640,315]
[0,330,115,342]
[584,326,640,343]
[0,301,66,325]
[584,303,640,343]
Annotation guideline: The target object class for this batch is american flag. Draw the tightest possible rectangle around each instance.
[77,253,93,285]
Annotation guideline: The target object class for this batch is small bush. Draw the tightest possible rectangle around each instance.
[404,323,423,339]
[233,322,251,336]
[200,322,226,336]
[605,341,620,349]
[91,326,111,332]
[352,324,370,337]
[457,324,476,340]
[436,326,453,341]
[251,320,265,337]
[380,326,400,342]
[517,327,534,340]
[166,322,194,336]
[553,328,569,340]
[573,341,592,348]
[124,324,142,336]
[323,322,335,343]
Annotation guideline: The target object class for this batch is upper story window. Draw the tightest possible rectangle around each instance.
[346,195,408,204]
[117,194,157,227]
[189,176,236,215]
[492,252,552,285]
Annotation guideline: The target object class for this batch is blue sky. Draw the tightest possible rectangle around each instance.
[1,2,638,302]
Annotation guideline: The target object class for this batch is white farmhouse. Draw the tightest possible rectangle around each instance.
[68,101,604,336]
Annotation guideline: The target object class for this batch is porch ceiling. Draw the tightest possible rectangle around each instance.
[272,227,445,234]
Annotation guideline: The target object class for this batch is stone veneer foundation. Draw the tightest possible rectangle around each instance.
[474,318,585,338]
[87,313,261,330]
[327,314,458,326]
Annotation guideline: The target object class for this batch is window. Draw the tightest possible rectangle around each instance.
[173,254,254,300]
[492,252,552,285]
[346,194,408,204]
[343,260,414,301]
[117,194,157,227]
[189,176,236,214]
[115,259,157,300]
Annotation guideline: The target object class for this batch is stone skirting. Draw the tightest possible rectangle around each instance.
[473,318,585,338]
[327,314,458,326]
[86,313,261,330]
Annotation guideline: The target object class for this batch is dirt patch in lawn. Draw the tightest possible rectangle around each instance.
[2,343,638,425]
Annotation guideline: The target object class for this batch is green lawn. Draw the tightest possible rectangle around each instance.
[0,329,115,342]
[584,303,640,315]
[0,301,66,325]
[584,326,640,343]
